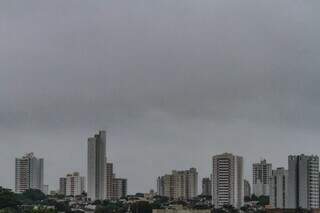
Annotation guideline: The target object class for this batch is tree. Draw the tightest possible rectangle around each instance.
[0,187,21,209]
[20,189,46,203]
[131,201,152,213]
[257,195,269,206]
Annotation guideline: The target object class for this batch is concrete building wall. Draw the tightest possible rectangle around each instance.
[212,153,243,209]
[87,131,107,201]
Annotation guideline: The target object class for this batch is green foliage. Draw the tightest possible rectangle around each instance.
[0,208,18,213]
[257,195,269,206]
[95,200,128,213]
[0,187,21,209]
[250,194,258,201]
[20,189,46,203]
[131,201,152,213]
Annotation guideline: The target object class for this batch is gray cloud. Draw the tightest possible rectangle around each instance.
[0,0,320,193]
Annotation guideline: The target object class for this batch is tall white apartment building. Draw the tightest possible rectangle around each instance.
[157,168,198,200]
[87,130,107,200]
[212,153,243,209]
[270,167,288,209]
[288,155,319,209]
[65,172,85,196]
[252,159,272,196]
[15,153,44,193]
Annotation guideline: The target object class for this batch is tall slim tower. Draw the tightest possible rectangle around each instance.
[252,159,272,196]
[15,152,44,193]
[288,154,319,209]
[87,130,106,200]
[212,153,243,209]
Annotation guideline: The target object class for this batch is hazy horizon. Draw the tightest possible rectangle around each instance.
[1,0,320,194]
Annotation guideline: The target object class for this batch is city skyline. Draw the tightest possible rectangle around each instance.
[5,138,320,194]
[1,0,320,196]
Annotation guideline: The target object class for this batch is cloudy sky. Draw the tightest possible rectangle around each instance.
[1,0,320,194]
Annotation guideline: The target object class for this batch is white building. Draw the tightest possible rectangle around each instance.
[15,153,44,193]
[87,130,107,200]
[212,153,243,209]
[157,168,198,200]
[65,172,85,196]
[270,167,288,209]
[252,159,272,197]
[288,154,319,209]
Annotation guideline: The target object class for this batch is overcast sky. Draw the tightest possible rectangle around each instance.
[1,0,320,194]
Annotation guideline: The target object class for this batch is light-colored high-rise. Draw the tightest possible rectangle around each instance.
[15,153,44,193]
[64,172,85,196]
[288,154,319,209]
[157,168,198,200]
[243,179,251,198]
[212,153,243,209]
[202,177,212,196]
[252,159,272,197]
[270,167,288,209]
[87,130,107,200]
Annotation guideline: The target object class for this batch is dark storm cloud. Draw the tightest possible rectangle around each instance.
[1,0,320,193]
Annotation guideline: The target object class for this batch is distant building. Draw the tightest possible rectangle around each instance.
[87,130,107,200]
[212,153,243,209]
[252,159,272,196]
[202,177,212,196]
[153,205,210,213]
[244,179,251,198]
[113,178,127,199]
[157,168,198,200]
[106,162,114,199]
[270,167,288,209]
[288,154,319,209]
[59,172,85,196]
[15,153,44,193]
[59,177,67,195]
[42,185,49,195]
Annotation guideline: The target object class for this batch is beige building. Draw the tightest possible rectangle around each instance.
[153,205,210,213]
[59,172,85,196]
[157,168,198,200]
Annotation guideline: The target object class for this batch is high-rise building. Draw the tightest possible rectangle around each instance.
[244,179,251,198]
[59,177,67,195]
[157,168,198,200]
[106,162,114,199]
[202,177,212,196]
[66,172,85,196]
[87,130,107,200]
[270,167,288,209]
[15,153,44,193]
[252,159,272,196]
[288,154,319,209]
[59,172,85,196]
[113,178,127,199]
[212,153,243,209]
